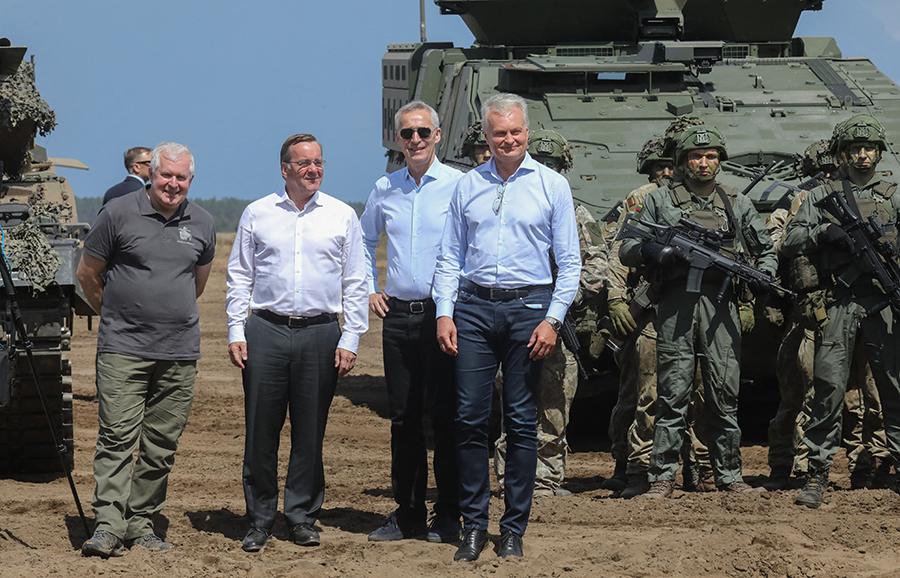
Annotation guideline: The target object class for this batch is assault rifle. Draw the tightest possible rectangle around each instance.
[813,189,900,316]
[560,313,589,380]
[616,215,794,301]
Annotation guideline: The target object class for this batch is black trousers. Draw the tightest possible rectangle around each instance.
[382,298,459,521]
[241,313,340,528]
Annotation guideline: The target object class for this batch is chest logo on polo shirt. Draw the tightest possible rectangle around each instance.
[177,226,196,246]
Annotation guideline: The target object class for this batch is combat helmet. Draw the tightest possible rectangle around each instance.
[636,138,671,175]
[527,129,574,172]
[797,139,836,178]
[457,120,488,161]
[830,114,888,154]
[674,125,728,164]
[663,115,704,158]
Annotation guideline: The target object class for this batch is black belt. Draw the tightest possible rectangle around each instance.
[389,297,433,314]
[254,309,337,328]
[461,279,552,301]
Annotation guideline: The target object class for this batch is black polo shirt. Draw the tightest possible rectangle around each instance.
[85,190,216,360]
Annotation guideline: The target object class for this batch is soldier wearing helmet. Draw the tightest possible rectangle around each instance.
[605,122,714,499]
[782,114,900,509]
[619,124,777,498]
[457,121,492,167]
[494,129,609,499]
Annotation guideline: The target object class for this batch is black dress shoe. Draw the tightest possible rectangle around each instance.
[497,531,523,558]
[290,523,320,546]
[453,529,489,562]
[241,527,269,552]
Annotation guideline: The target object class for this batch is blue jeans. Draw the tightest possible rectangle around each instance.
[454,286,550,536]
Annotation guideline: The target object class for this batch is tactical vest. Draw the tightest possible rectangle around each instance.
[667,182,739,254]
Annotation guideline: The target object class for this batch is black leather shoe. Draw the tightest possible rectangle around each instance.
[453,529,489,562]
[290,523,320,547]
[497,531,523,558]
[241,527,269,552]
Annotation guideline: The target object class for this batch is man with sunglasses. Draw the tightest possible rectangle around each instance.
[102,147,152,206]
[433,93,580,561]
[360,101,464,544]
[226,133,368,551]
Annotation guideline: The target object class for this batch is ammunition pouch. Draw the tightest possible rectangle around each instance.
[797,288,833,332]
[788,254,822,293]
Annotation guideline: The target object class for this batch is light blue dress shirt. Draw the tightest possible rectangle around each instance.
[360,158,463,301]
[432,153,581,323]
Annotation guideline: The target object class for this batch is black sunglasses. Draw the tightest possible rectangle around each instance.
[398,127,433,140]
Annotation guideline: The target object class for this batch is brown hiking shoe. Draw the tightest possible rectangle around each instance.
[620,473,650,499]
[796,469,828,509]
[640,480,675,499]
[718,481,766,494]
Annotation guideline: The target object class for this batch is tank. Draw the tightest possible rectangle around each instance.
[381,0,900,407]
[0,38,92,474]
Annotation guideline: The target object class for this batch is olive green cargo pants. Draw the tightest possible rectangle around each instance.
[649,285,744,485]
[91,353,197,540]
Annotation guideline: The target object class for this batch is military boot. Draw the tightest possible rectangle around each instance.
[696,466,717,492]
[601,460,628,492]
[681,460,700,492]
[620,473,650,499]
[872,459,896,490]
[795,468,828,509]
[763,465,792,491]
[850,468,874,490]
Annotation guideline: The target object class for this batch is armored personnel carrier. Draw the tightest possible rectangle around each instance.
[381,0,900,405]
[0,38,92,474]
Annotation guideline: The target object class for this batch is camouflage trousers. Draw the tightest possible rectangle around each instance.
[495,339,578,494]
[768,318,888,474]
[614,307,709,476]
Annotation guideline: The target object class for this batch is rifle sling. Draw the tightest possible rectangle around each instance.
[714,185,751,261]
[841,178,863,218]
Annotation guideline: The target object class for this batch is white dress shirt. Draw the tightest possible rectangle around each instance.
[226,190,369,353]
[359,158,462,301]
[432,153,581,323]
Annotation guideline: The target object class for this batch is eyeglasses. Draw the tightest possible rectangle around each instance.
[285,159,326,169]
[398,127,433,140]
[492,182,507,215]
[136,161,151,166]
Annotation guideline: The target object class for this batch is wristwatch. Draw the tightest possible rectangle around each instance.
[544,317,562,332]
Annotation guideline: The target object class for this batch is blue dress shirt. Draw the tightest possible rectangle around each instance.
[432,153,580,323]
[360,158,463,301]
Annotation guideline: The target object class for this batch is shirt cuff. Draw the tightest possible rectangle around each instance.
[436,301,454,319]
[337,331,360,354]
[548,303,568,323]
[228,323,246,344]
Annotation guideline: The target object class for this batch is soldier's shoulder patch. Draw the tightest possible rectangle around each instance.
[585,221,605,245]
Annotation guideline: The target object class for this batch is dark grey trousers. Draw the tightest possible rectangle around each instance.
[241,313,340,528]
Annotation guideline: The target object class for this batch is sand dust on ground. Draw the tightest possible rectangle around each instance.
[3,233,900,578]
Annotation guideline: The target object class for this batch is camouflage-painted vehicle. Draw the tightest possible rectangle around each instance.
[0,38,92,473]
[381,0,900,405]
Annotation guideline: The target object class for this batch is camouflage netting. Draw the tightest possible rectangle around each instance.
[0,59,56,175]
[663,115,705,157]
[637,138,669,174]
[797,138,836,178]
[2,219,60,294]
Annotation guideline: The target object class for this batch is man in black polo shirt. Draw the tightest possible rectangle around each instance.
[77,142,216,557]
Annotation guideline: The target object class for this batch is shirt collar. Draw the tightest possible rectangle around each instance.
[138,188,190,220]
[481,152,537,183]
[405,157,443,189]
[277,189,322,213]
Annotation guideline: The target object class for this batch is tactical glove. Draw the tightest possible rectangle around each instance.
[739,304,755,334]
[747,274,774,297]
[640,241,676,266]
[825,224,854,253]
[608,298,636,336]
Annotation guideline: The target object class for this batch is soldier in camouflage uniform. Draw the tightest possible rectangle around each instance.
[494,130,608,498]
[782,115,900,508]
[620,125,777,498]
[457,121,492,167]
[606,121,715,498]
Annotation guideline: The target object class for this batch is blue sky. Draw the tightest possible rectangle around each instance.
[5,1,899,206]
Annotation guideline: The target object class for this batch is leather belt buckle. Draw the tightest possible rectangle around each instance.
[489,288,513,300]
[287,316,307,328]
[409,301,425,314]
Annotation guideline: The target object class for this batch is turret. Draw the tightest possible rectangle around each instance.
[436,0,823,45]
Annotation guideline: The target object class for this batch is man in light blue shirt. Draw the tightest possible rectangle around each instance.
[433,93,580,561]
[360,101,463,544]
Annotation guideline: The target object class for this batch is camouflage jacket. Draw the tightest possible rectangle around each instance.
[607,182,659,301]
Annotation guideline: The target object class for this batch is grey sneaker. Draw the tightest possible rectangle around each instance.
[718,481,766,494]
[82,530,124,558]
[125,533,174,550]
[641,480,675,499]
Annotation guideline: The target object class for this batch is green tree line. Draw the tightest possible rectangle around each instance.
[75,197,366,232]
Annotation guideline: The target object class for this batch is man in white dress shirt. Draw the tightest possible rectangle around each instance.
[226,133,368,552]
